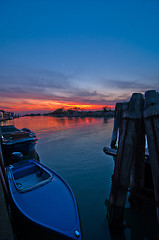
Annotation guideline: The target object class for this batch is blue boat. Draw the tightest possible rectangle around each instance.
[1,125,38,156]
[6,159,82,240]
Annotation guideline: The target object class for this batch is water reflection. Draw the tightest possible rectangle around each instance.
[105,197,159,240]
[4,116,106,136]
[103,117,109,124]
[124,201,158,240]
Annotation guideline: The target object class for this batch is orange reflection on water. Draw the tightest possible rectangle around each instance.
[5,116,104,136]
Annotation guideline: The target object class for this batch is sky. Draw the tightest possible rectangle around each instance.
[0,0,159,114]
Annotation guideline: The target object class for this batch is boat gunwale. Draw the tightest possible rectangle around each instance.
[2,137,38,146]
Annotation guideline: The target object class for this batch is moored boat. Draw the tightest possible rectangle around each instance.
[1,125,38,156]
[6,158,82,240]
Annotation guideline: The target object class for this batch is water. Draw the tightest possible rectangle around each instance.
[1,116,158,240]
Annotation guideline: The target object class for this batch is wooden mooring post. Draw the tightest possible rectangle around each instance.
[111,102,125,149]
[144,90,159,224]
[107,93,145,228]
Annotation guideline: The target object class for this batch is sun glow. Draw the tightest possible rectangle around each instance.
[1,97,115,114]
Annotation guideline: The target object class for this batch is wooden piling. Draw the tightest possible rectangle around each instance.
[144,90,159,224]
[111,102,127,149]
[108,93,144,227]
[129,95,145,206]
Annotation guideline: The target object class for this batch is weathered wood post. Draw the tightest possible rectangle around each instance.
[107,93,144,227]
[129,97,145,207]
[144,90,159,224]
[111,102,127,149]
[111,102,124,149]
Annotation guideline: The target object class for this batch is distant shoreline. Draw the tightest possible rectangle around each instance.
[24,110,115,118]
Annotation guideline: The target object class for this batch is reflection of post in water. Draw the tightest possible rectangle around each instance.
[105,196,159,240]
[105,199,126,240]
[103,117,108,124]
[109,227,125,240]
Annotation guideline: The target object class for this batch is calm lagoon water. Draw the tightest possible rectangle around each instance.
[2,116,158,240]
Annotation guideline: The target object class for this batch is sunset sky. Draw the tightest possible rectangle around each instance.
[0,0,159,114]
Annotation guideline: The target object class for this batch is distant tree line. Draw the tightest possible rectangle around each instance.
[43,106,114,118]
[23,107,114,118]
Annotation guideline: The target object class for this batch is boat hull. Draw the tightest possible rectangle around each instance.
[10,206,77,240]
[7,160,82,240]
[2,139,37,156]
[1,125,38,156]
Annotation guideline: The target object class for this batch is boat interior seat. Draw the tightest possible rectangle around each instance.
[13,163,37,180]
[11,162,52,192]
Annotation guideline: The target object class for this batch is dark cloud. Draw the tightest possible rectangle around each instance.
[23,69,72,89]
[70,89,109,99]
[0,74,128,109]
[105,78,159,91]
[0,68,71,91]
[0,105,13,110]
[0,67,113,106]
[2,67,158,111]
[73,90,98,97]
[0,68,73,101]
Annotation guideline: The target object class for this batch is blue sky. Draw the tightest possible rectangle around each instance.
[0,0,159,113]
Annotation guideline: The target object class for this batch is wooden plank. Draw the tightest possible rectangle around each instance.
[103,146,149,158]
[103,146,117,157]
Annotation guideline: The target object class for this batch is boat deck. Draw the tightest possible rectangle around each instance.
[15,173,47,190]
[11,162,52,192]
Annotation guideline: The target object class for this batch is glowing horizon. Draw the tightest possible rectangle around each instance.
[0,97,115,114]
